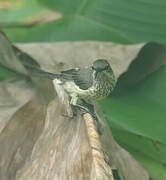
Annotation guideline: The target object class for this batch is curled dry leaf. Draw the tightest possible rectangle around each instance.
[0,31,27,75]
[0,31,150,180]
[16,42,144,78]
[116,42,166,87]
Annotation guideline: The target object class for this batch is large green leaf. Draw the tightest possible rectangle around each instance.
[101,67,166,161]
[0,31,24,81]
[0,0,51,27]
[123,144,166,180]
[0,65,16,81]
[39,0,166,44]
[99,43,166,179]
[4,16,131,43]
[3,0,166,44]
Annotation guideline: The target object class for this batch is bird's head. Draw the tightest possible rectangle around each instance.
[91,59,116,85]
[92,59,112,73]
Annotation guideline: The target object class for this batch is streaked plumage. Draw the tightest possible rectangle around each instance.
[35,59,116,106]
[55,59,116,105]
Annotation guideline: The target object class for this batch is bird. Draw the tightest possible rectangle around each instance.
[38,59,116,113]
[11,46,116,118]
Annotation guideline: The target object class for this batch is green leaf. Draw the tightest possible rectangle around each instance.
[4,16,131,43]
[39,0,83,14]
[0,0,51,27]
[0,31,28,81]
[40,0,166,44]
[99,43,166,179]
[4,0,166,44]
[121,143,166,180]
[0,65,17,81]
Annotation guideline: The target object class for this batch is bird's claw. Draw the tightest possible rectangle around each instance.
[73,103,103,135]
[73,104,97,120]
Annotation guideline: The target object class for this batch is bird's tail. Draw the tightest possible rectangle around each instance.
[31,68,60,80]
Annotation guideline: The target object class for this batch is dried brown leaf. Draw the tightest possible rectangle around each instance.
[0,32,27,75]
[0,34,150,180]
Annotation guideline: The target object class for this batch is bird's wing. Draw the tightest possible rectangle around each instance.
[61,68,93,90]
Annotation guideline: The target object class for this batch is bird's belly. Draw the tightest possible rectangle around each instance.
[63,80,114,101]
[88,87,109,100]
[88,80,114,100]
[63,81,89,98]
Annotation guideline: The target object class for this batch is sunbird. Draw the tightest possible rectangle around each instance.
[40,59,116,114]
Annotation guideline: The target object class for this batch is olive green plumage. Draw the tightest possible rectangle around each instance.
[58,59,116,105]
[88,68,116,100]
[37,59,116,105]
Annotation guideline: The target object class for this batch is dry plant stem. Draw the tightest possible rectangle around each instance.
[83,113,114,180]
[53,79,73,117]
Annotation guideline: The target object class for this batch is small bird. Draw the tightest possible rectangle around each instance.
[12,46,116,117]
[40,59,116,110]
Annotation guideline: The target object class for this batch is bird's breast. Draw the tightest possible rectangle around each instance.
[88,72,116,100]
[62,71,116,102]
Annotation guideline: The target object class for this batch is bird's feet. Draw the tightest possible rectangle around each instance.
[73,103,103,135]
[72,102,97,119]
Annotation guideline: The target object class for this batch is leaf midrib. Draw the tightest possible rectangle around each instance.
[74,15,134,43]
[67,0,134,42]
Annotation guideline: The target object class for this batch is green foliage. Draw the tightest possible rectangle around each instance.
[39,0,166,43]
[0,0,49,27]
[102,67,166,160]
[0,65,17,81]
[3,0,166,44]
[39,0,83,14]
[1,1,166,179]
[124,145,166,180]
[4,17,131,43]
[99,43,166,179]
